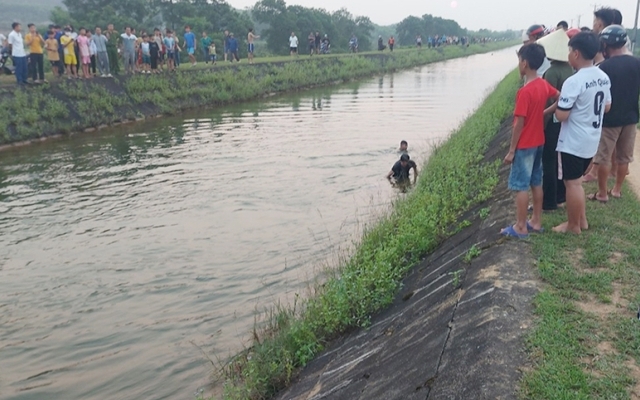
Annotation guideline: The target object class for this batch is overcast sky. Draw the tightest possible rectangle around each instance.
[230,0,639,31]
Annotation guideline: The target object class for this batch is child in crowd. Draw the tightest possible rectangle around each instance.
[501,43,559,239]
[209,41,217,65]
[149,33,160,73]
[60,28,77,78]
[45,30,60,78]
[141,35,151,74]
[163,30,176,72]
[76,27,91,78]
[184,25,196,66]
[87,30,97,76]
[553,32,611,234]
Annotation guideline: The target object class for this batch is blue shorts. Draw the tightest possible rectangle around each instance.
[248,43,254,53]
[508,146,543,191]
[187,47,195,55]
[142,55,150,64]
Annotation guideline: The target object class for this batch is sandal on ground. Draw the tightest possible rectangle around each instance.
[587,192,608,203]
[526,221,544,233]
[500,225,530,239]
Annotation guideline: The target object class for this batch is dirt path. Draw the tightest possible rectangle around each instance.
[628,130,640,198]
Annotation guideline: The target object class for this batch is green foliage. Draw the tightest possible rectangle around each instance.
[253,0,374,55]
[395,14,465,46]
[463,245,481,263]
[219,68,521,399]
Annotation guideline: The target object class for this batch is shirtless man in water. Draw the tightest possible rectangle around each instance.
[247,28,259,64]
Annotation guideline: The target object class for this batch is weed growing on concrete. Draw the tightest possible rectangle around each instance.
[479,207,491,219]
[463,245,482,264]
[219,70,521,399]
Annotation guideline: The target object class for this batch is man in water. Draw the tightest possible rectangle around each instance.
[387,154,418,185]
[399,140,408,153]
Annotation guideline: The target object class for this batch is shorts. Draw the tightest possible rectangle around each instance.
[558,152,592,181]
[508,146,543,191]
[290,47,297,52]
[142,55,151,64]
[82,55,91,65]
[167,50,175,59]
[64,53,77,65]
[593,125,636,166]
[187,47,194,55]
[49,60,60,67]
[248,43,254,53]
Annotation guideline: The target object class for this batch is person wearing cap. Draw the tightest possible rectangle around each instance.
[587,26,640,203]
[387,153,418,185]
[227,32,239,62]
[524,24,551,77]
[537,29,574,211]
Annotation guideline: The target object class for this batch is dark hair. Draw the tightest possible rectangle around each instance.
[54,25,60,29]
[249,28,253,32]
[594,7,616,27]
[48,30,55,35]
[27,23,35,28]
[557,21,568,29]
[400,153,410,161]
[400,140,408,146]
[154,28,160,32]
[569,32,599,60]
[612,9,623,25]
[581,27,591,32]
[125,26,132,30]
[79,27,86,32]
[518,43,547,70]
[12,22,20,29]
[185,25,191,29]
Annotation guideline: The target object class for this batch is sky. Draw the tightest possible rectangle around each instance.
[229,0,639,31]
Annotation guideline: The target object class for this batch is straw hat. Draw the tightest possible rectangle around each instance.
[537,29,569,62]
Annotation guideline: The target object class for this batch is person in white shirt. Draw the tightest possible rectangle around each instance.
[289,32,298,56]
[7,22,28,84]
[553,32,611,234]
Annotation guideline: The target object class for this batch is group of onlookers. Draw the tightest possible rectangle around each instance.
[0,22,268,84]
[501,6,640,237]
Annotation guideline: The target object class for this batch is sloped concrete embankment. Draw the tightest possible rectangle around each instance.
[275,118,539,400]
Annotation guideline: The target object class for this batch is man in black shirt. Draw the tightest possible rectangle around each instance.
[591,25,640,201]
[387,153,418,185]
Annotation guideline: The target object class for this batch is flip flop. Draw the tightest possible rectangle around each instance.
[500,225,529,239]
[526,221,544,233]
[587,192,608,203]
[607,190,622,199]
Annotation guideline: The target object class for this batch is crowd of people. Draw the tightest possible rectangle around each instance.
[378,34,472,51]
[499,6,639,236]
[0,22,270,84]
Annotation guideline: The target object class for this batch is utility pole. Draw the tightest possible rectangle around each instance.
[634,0,640,53]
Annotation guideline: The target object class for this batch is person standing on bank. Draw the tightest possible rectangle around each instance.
[289,32,298,56]
[537,29,574,211]
[387,153,418,185]
[25,24,45,83]
[93,27,111,77]
[589,26,640,202]
[105,24,120,75]
[7,22,28,85]
[247,28,259,64]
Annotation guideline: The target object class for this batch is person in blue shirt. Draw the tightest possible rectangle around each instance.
[227,32,239,62]
[183,25,196,66]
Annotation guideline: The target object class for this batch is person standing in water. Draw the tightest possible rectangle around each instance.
[387,153,418,185]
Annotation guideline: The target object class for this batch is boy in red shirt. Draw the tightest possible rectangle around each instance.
[501,43,560,238]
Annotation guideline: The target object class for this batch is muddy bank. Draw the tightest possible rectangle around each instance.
[0,43,514,148]
[273,118,540,400]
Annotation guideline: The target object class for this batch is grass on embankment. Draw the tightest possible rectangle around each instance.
[0,42,515,146]
[521,185,640,399]
[218,70,521,399]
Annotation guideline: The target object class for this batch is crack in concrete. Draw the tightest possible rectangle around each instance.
[425,288,462,400]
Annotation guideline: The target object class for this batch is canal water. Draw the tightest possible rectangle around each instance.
[0,47,517,399]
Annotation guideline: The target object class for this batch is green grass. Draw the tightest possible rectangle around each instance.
[521,183,640,399]
[217,70,521,399]
[0,41,516,146]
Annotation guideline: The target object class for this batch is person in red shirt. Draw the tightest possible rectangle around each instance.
[501,43,560,238]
